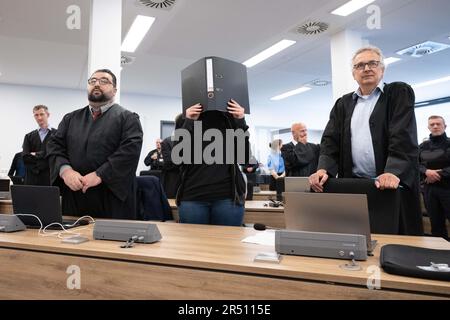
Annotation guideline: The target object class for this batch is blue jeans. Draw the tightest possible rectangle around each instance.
[178,199,244,226]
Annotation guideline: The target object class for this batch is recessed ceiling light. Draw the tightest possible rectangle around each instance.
[412,75,450,89]
[243,40,296,68]
[384,57,401,66]
[270,87,311,101]
[331,0,376,17]
[121,15,155,53]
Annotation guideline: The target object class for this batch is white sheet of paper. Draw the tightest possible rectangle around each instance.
[241,230,275,247]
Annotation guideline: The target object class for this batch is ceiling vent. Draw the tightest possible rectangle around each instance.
[121,55,136,67]
[310,79,330,87]
[396,41,450,58]
[295,21,329,36]
[137,0,176,10]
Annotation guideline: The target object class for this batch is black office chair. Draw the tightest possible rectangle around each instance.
[323,178,401,235]
[139,169,162,180]
[135,176,172,221]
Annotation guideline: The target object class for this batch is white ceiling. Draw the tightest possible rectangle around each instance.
[0,0,449,111]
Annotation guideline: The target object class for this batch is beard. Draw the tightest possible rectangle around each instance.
[88,90,110,103]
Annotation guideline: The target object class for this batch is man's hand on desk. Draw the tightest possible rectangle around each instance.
[61,168,84,191]
[375,173,400,190]
[309,169,329,192]
[81,172,102,193]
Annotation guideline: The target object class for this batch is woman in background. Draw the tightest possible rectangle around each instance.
[267,139,285,192]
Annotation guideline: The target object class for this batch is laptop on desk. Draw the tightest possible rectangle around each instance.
[11,185,81,229]
[284,192,377,253]
[285,177,311,192]
[0,179,11,200]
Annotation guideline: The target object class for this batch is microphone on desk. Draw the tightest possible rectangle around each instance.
[253,223,279,231]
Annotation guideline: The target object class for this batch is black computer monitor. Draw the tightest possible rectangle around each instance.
[11,185,79,229]
[323,178,401,235]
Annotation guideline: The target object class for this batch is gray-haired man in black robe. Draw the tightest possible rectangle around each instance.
[309,46,423,236]
[47,69,143,219]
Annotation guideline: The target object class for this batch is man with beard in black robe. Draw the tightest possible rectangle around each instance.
[309,46,423,236]
[47,69,143,219]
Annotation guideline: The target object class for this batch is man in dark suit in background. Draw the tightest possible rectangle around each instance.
[22,105,56,185]
[309,46,423,236]
[281,122,319,177]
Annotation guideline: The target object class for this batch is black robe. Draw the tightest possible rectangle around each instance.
[22,128,57,186]
[160,136,180,198]
[47,104,143,219]
[318,82,423,236]
[281,142,320,177]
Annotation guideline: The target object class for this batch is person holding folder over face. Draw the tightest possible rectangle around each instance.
[175,100,249,226]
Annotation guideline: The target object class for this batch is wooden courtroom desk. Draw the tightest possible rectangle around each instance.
[168,199,285,228]
[252,190,276,201]
[0,222,449,300]
[0,200,12,214]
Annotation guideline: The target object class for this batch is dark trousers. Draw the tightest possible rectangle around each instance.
[269,175,285,201]
[424,184,450,240]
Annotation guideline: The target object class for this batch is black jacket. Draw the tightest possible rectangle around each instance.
[22,128,57,185]
[419,133,450,188]
[281,141,319,177]
[175,111,249,205]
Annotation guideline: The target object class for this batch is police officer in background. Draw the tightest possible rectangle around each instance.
[419,115,450,240]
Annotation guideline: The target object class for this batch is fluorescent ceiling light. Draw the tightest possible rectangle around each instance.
[121,15,155,53]
[331,0,376,16]
[243,40,296,68]
[412,75,450,89]
[384,57,401,66]
[270,87,311,101]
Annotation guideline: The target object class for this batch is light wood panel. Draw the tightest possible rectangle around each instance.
[0,247,438,300]
[252,191,277,201]
[0,200,12,214]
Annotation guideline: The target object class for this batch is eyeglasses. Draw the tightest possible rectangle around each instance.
[88,77,112,85]
[353,60,381,71]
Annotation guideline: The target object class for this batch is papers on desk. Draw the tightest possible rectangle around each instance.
[242,230,275,247]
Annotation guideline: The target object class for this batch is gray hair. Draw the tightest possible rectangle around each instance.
[352,45,385,69]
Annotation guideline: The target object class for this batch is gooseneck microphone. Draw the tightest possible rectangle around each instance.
[254,223,267,231]
[253,223,280,231]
